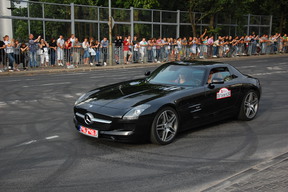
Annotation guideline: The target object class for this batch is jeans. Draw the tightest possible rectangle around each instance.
[213,46,218,56]
[29,51,37,67]
[133,51,139,62]
[95,51,100,63]
[147,50,153,62]
[7,53,15,69]
[102,47,107,62]
[50,51,56,65]
[156,49,161,61]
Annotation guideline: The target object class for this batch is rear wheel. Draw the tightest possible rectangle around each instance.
[238,90,259,120]
[150,107,179,145]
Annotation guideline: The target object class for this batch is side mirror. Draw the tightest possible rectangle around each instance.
[211,77,224,84]
[208,77,224,89]
[144,71,151,76]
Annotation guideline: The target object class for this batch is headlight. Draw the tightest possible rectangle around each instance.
[74,92,92,105]
[123,104,151,120]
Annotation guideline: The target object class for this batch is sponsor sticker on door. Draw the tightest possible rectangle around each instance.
[217,88,231,99]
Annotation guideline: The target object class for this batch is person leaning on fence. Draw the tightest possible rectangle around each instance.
[64,38,72,67]
[94,40,101,66]
[39,39,49,67]
[139,38,148,63]
[0,37,6,72]
[133,42,140,63]
[14,40,21,71]
[212,37,220,58]
[20,42,28,70]
[101,37,108,66]
[282,34,288,53]
[123,37,132,64]
[132,36,139,63]
[69,34,76,46]
[114,36,122,64]
[207,36,214,58]
[57,35,65,66]
[49,38,57,66]
[89,37,96,66]
[4,35,15,71]
[82,37,90,65]
[181,37,188,59]
[72,38,81,67]
[28,34,41,68]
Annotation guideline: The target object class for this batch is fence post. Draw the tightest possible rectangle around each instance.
[247,14,250,35]
[177,10,180,38]
[130,7,134,40]
[27,1,31,35]
[97,7,100,41]
[42,3,45,40]
[160,10,162,38]
[269,15,273,36]
[108,0,113,66]
[151,10,154,38]
[71,3,75,35]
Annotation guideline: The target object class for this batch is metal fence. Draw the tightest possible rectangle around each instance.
[1,40,287,71]
[0,0,273,41]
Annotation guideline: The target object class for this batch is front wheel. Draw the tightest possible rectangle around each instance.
[150,107,179,145]
[238,90,259,120]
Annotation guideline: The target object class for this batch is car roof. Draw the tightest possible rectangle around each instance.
[167,61,234,71]
[170,60,225,66]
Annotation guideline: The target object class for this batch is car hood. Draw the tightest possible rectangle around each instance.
[78,80,182,110]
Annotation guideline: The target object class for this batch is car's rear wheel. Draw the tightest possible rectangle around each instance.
[150,107,179,145]
[238,90,259,120]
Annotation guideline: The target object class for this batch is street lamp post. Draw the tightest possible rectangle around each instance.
[108,0,113,66]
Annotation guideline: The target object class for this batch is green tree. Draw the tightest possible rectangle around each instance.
[250,0,288,34]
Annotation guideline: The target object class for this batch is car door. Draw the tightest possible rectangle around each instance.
[204,67,242,119]
[176,86,208,130]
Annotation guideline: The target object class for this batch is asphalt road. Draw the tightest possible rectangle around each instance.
[0,56,288,192]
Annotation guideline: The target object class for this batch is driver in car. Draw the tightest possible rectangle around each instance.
[175,73,187,85]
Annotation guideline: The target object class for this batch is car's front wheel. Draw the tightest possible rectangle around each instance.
[150,107,179,145]
[238,90,259,120]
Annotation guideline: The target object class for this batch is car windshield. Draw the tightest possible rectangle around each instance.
[147,64,206,87]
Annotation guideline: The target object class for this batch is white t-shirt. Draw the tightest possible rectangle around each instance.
[4,41,14,54]
[57,38,64,48]
[140,41,147,52]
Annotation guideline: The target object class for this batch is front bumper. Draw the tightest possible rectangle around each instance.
[73,114,153,143]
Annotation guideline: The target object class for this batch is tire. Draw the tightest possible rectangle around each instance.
[150,107,179,145]
[238,90,259,121]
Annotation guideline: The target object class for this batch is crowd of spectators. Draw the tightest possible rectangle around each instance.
[0,30,287,72]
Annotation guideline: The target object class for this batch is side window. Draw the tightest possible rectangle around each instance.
[221,71,232,81]
[208,67,234,83]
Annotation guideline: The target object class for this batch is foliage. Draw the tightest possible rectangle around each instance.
[11,0,288,41]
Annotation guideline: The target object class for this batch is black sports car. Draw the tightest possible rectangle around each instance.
[73,61,261,144]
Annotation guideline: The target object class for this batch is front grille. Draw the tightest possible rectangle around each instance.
[74,111,113,130]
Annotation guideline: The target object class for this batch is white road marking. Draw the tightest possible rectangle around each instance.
[75,92,84,96]
[251,70,288,76]
[17,140,37,146]
[23,82,71,88]
[51,72,89,76]
[1,79,21,82]
[237,65,256,69]
[16,135,59,147]
[267,66,282,70]
[254,60,268,63]
[63,94,74,98]
[45,135,59,140]
[89,75,108,79]
[0,101,7,106]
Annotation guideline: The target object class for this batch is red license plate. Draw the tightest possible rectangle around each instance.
[80,126,98,138]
